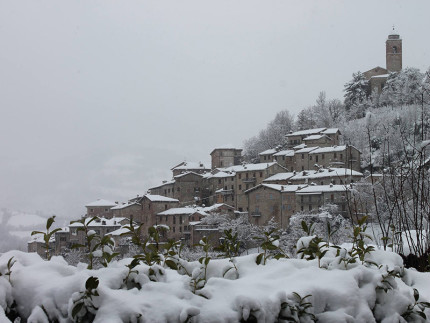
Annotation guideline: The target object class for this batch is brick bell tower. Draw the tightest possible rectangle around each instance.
[386,26,402,72]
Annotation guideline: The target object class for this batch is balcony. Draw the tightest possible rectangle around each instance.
[251,211,261,217]
[243,177,256,183]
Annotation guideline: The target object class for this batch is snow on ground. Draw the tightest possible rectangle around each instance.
[1,245,430,322]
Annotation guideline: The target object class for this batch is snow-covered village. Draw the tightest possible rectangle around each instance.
[1,1,430,322]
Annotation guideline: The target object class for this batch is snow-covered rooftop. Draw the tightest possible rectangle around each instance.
[106,226,137,236]
[291,168,363,180]
[245,183,308,194]
[69,217,127,227]
[85,199,117,207]
[286,128,327,137]
[303,135,327,141]
[208,171,236,179]
[171,162,209,171]
[174,171,203,179]
[309,145,347,154]
[259,148,277,156]
[321,128,340,135]
[220,162,278,172]
[263,172,296,182]
[144,194,179,203]
[158,207,209,216]
[111,202,140,210]
[293,143,307,150]
[295,184,349,194]
[370,74,389,79]
[149,180,176,190]
[295,147,319,154]
[203,203,234,212]
[273,150,295,157]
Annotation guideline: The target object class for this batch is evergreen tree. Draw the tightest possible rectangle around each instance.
[344,71,370,119]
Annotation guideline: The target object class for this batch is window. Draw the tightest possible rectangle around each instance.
[256,194,259,200]
[393,46,397,53]
[71,228,77,236]
[301,206,304,211]
[264,156,267,160]
[340,154,343,160]
[260,172,263,177]
[90,209,94,213]
[269,194,273,199]
[301,154,304,160]
[177,187,180,192]
[322,154,325,160]
[173,217,176,224]
[60,236,66,242]
[239,185,242,190]
[165,215,168,222]
[239,174,242,179]
[246,184,249,190]
[173,227,176,233]
[334,153,337,158]
[179,215,183,224]
[179,226,182,233]
[218,179,221,184]
[253,172,256,178]
[331,194,334,202]
[301,166,304,171]
[309,205,312,211]
[316,156,319,163]
[104,208,108,212]
[309,155,312,160]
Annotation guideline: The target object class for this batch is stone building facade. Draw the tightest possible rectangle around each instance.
[210,148,242,169]
[246,184,306,229]
[85,199,117,219]
[295,184,349,215]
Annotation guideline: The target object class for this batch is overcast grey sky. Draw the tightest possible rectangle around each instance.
[1,0,429,217]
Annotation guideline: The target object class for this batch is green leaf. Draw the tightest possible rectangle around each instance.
[71,244,85,249]
[414,288,419,302]
[301,221,308,234]
[72,302,84,318]
[85,276,99,290]
[46,216,56,230]
[256,253,264,265]
[31,231,44,236]
[165,260,178,270]
[50,228,62,236]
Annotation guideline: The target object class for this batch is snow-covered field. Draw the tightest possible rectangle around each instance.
[1,243,429,323]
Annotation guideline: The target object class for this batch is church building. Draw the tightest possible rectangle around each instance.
[363,28,402,94]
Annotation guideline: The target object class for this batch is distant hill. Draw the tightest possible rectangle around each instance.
[0,209,51,252]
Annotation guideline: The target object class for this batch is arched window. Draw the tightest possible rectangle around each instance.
[393,46,397,53]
